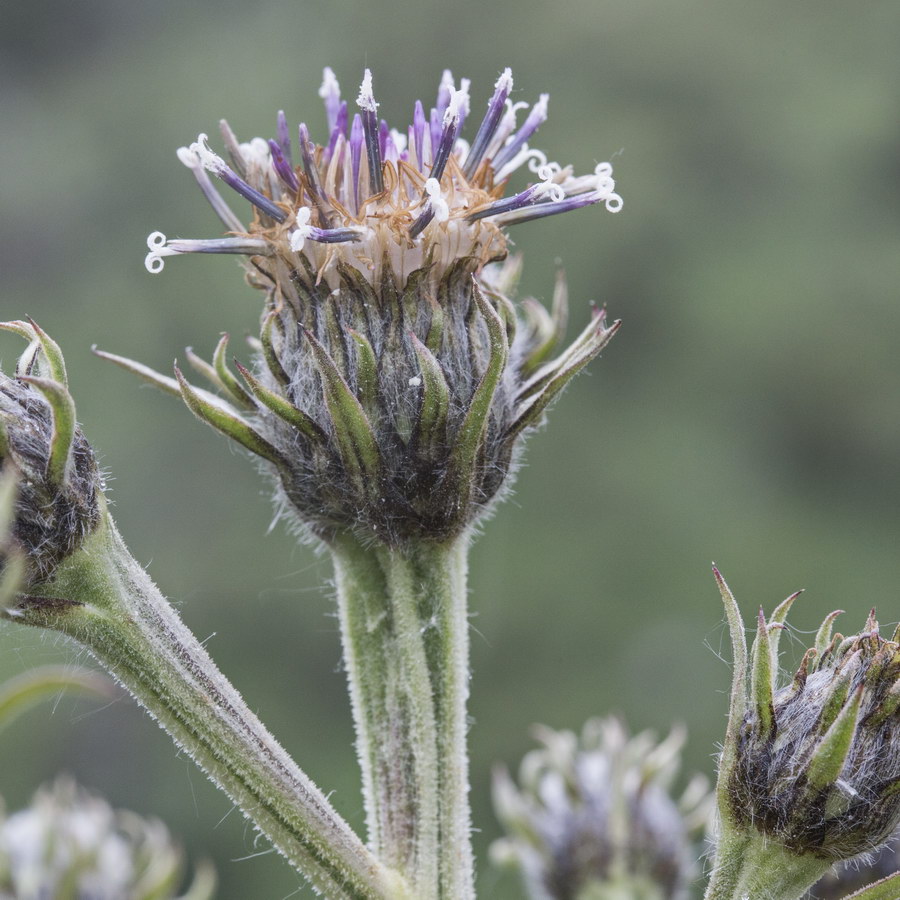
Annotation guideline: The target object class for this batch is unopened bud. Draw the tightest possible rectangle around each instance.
[0,321,104,583]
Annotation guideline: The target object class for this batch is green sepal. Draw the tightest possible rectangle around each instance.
[92,346,182,397]
[806,684,862,792]
[184,345,222,389]
[841,872,900,900]
[0,665,113,732]
[750,607,775,739]
[234,361,326,445]
[174,367,288,469]
[213,334,255,410]
[812,610,845,670]
[712,566,748,823]
[0,318,68,386]
[818,670,852,733]
[865,678,900,728]
[410,334,450,459]
[768,589,802,675]
[448,282,508,490]
[260,312,292,387]
[519,270,569,377]
[19,375,76,487]
[303,329,381,488]
[346,329,379,417]
[508,317,620,441]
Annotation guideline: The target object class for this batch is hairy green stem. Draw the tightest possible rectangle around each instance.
[703,832,829,900]
[330,534,473,900]
[4,516,407,900]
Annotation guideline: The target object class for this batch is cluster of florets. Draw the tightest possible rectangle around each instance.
[0,320,103,583]
[0,779,213,900]
[143,66,622,291]
[114,68,622,544]
[492,718,711,900]
[723,587,900,860]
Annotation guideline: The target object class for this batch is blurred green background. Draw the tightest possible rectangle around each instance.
[1,0,899,896]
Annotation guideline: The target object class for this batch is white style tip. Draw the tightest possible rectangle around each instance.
[356,69,378,112]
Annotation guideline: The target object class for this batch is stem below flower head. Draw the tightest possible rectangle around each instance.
[703,830,829,900]
[330,533,474,900]
[3,513,408,900]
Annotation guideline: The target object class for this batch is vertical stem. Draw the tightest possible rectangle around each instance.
[330,533,474,900]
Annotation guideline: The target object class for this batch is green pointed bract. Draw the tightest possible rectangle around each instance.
[448,282,508,492]
[519,270,569,376]
[410,334,450,459]
[424,295,444,354]
[0,319,68,386]
[19,375,76,487]
[713,565,748,821]
[818,669,853,734]
[213,334,255,410]
[303,329,381,489]
[93,347,182,398]
[813,610,845,669]
[768,589,801,672]
[174,367,287,469]
[234,361,325,445]
[751,607,776,740]
[806,685,862,793]
[260,312,291,386]
[184,345,221,389]
[346,329,379,418]
[843,872,900,900]
[509,318,620,440]
[866,678,900,728]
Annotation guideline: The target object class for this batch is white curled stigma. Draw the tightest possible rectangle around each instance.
[593,162,623,212]
[495,146,547,182]
[176,145,200,169]
[290,207,313,252]
[536,162,565,202]
[144,232,180,274]
[188,134,228,176]
[424,178,450,223]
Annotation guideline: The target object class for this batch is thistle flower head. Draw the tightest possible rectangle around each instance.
[143,67,621,284]
[0,779,214,899]
[715,570,900,862]
[122,68,622,545]
[0,321,104,584]
[491,718,711,900]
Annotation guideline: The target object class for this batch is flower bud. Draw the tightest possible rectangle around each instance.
[491,718,711,900]
[0,779,214,899]
[108,68,622,545]
[716,569,900,864]
[0,321,104,583]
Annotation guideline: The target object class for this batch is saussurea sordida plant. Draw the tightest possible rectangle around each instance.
[2,66,900,900]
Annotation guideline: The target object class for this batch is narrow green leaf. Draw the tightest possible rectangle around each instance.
[712,565,748,814]
[508,319,621,440]
[840,872,900,900]
[768,589,802,676]
[0,319,68,386]
[260,312,291,387]
[213,334,255,409]
[234,361,326,444]
[93,346,182,397]
[174,367,287,469]
[304,329,381,486]
[751,607,775,739]
[410,334,450,458]
[807,684,862,791]
[184,346,221,389]
[449,282,508,486]
[346,329,379,417]
[813,610,845,671]
[20,375,75,486]
[0,665,113,732]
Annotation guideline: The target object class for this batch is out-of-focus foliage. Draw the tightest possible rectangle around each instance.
[1,1,898,897]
